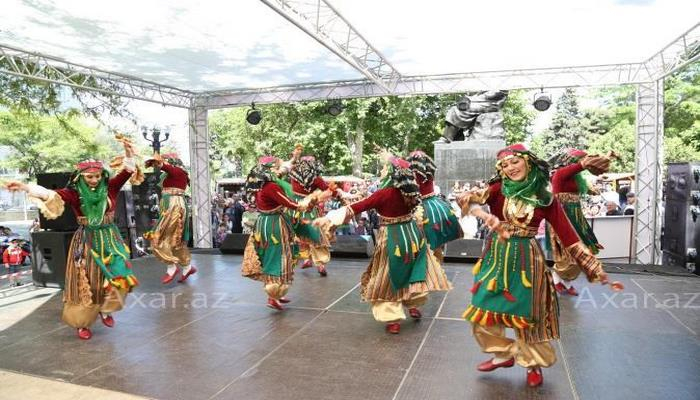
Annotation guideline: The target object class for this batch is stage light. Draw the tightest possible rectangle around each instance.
[246,103,262,125]
[327,101,343,116]
[533,89,552,112]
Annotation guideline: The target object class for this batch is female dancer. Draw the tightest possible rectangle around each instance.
[288,156,333,276]
[406,150,461,260]
[457,144,615,387]
[6,138,139,340]
[144,152,197,284]
[546,148,611,296]
[241,156,315,311]
[316,155,452,334]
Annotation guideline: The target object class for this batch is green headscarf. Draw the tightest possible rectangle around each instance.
[501,167,553,207]
[76,176,109,226]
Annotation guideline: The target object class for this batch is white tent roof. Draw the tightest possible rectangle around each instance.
[2,0,697,93]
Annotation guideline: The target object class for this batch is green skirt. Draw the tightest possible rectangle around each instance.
[420,195,461,249]
[385,219,428,290]
[288,193,323,244]
[545,200,600,254]
[254,212,295,277]
[464,232,560,342]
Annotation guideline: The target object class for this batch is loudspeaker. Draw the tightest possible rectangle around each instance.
[219,233,249,254]
[330,235,374,258]
[666,162,700,202]
[31,230,74,288]
[35,172,78,231]
[662,198,700,273]
[443,239,484,261]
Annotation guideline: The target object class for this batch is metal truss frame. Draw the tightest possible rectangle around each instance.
[0,11,697,250]
[259,0,401,93]
[188,107,213,248]
[0,44,193,108]
[195,62,654,108]
[634,81,664,265]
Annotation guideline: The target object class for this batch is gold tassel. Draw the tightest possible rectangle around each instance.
[521,270,532,288]
[411,241,418,254]
[271,235,279,244]
[472,259,482,276]
[394,245,401,257]
[423,218,429,225]
[479,310,490,325]
[254,232,262,242]
[487,277,497,292]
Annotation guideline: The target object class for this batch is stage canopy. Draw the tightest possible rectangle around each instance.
[2,0,698,93]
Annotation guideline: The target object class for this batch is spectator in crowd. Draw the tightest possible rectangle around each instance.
[222,214,233,233]
[355,217,370,235]
[3,238,29,286]
[228,196,245,233]
[601,184,619,207]
[624,192,636,215]
[214,223,228,248]
[605,201,622,216]
[618,184,630,209]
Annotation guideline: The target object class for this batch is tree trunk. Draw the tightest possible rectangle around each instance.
[346,124,364,177]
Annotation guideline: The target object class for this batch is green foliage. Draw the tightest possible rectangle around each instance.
[586,119,636,172]
[529,88,587,157]
[502,90,535,144]
[0,111,111,177]
[208,92,533,180]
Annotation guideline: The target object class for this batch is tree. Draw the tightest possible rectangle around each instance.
[502,90,535,144]
[530,88,586,157]
[0,111,111,178]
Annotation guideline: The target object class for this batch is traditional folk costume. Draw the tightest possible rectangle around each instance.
[457,144,607,387]
[319,157,452,334]
[546,149,609,296]
[145,153,196,284]
[241,157,313,311]
[406,150,461,260]
[25,159,140,340]
[288,156,333,276]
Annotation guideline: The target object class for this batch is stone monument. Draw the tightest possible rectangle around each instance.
[434,91,508,193]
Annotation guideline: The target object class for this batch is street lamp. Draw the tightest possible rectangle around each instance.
[141,125,170,154]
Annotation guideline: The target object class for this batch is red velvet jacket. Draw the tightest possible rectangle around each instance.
[349,187,414,217]
[54,169,132,218]
[256,182,300,211]
[161,163,189,190]
[291,176,328,196]
[551,162,584,194]
[485,182,581,246]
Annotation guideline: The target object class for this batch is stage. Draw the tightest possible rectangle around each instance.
[0,253,699,400]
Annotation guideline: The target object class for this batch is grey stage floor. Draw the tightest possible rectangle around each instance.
[0,254,699,400]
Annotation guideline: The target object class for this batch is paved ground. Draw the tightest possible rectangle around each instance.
[0,254,698,400]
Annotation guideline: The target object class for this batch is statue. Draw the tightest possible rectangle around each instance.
[441,90,508,142]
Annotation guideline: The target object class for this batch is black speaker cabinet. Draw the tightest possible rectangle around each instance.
[31,230,75,288]
[666,162,700,202]
[35,172,78,231]
[662,199,700,273]
[443,239,485,261]
[219,233,249,254]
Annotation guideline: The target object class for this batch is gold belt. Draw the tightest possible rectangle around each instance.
[77,213,115,226]
[556,192,581,203]
[379,214,414,225]
[259,206,283,214]
[500,222,538,238]
[163,187,186,195]
[421,192,437,200]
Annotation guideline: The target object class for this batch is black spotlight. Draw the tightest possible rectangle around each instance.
[532,89,552,112]
[246,103,262,125]
[327,100,343,116]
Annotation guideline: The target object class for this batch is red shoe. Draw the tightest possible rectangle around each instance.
[99,313,114,328]
[77,328,92,340]
[554,282,568,295]
[386,322,401,334]
[161,269,179,284]
[317,264,327,277]
[527,367,543,387]
[279,297,291,304]
[301,260,313,269]
[477,357,515,372]
[567,286,579,296]
[178,266,197,283]
[408,307,422,319]
[267,298,284,311]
